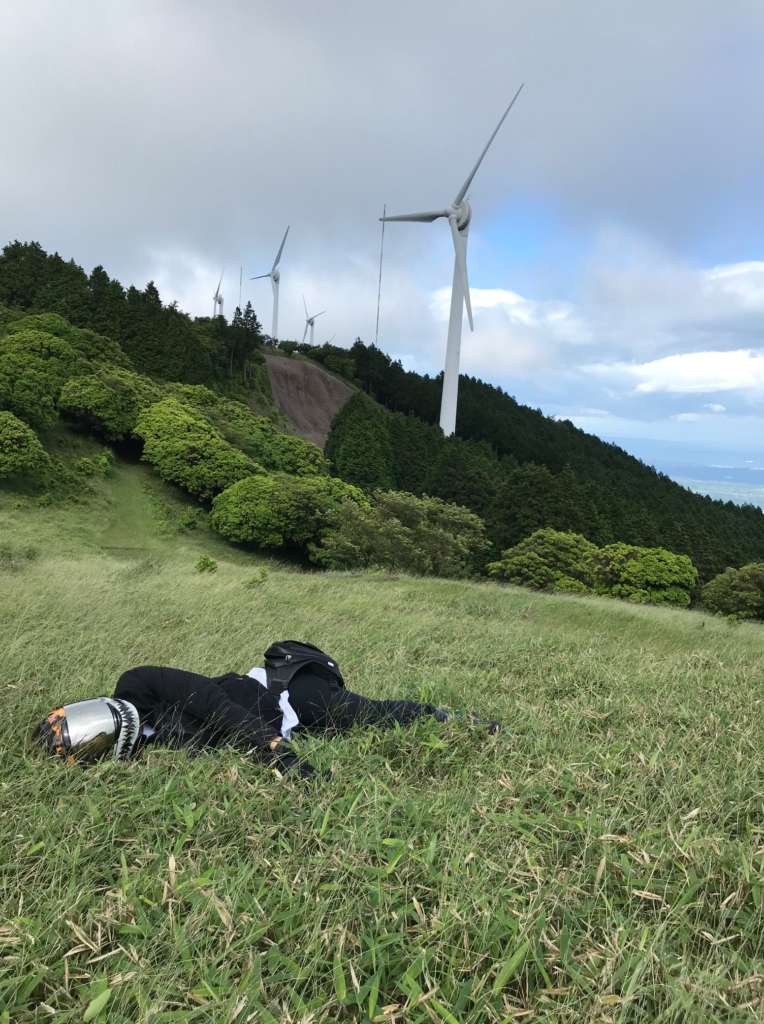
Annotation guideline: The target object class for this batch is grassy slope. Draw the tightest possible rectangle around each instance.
[1,462,763,1023]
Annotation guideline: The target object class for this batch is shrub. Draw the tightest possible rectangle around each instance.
[487,529,697,608]
[0,329,79,427]
[590,542,698,607]
[75,451,114,478]
[313,490,490,577]
[59,367,162,440]
[135,398,261,500]
[165,386,329,476]
[195,555,218,574]
[487,529,598,590]
[210,473,367,551]
[702,563,764,619]
[0,411,49,479]
[6,314,130,369]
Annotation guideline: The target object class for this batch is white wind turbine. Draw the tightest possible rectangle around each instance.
[251,226,289,342]
[302,295,326,345]
[212,270,224,319]
[382,84,524,436]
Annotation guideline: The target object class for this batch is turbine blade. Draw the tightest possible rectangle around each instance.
[272,225,289,271]
[302,322,309,343]
[250,272,271,280]
[314,310,326,319]
[303,294,308,318]
[216,270,224,293]
[453,83,524,206]
[449,216,473,331]
[381,209,449,223]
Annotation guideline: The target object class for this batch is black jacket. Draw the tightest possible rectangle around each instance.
[113,665,443,774]
[114,666,282,753]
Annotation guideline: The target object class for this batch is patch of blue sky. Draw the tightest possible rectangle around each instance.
[468,195,590,300]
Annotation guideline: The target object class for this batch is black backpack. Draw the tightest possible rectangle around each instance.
[263,640,344,693]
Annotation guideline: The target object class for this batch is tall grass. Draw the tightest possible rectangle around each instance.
[1,471,763,1021]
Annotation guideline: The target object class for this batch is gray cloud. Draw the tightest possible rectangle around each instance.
[2,0,764,443]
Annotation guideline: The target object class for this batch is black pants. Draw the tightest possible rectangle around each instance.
[287,668,440,733]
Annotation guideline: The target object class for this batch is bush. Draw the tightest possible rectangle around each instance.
[0,411,49,479]
[6,314,130,369]
[487,529,697,608]
[702,563,764,619]
[135,398,261,500]
[165,386,329,476]
[487,529,598,590]
[59,367,162,440]
[195,555,218,574]
[0,329,79,427]
[312,490,490,577]
[210,473,367,551]
[590,542,698,607]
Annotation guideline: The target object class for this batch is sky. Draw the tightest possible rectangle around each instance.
[2,0,764,465]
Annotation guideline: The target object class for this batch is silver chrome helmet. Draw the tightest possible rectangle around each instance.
[34,698,141,764]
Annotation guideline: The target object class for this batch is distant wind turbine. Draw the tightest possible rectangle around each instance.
[212,270,224,319]
[382,84,524,436]
[302,296,326,345]
[251,226,289,341]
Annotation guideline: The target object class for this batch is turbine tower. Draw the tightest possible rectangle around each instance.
[382,84,524,436]
[212,270,224,319]
[251,226,289,341]
[302,296,326,345]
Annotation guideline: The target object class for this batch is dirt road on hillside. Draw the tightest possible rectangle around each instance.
[264,353,354,448]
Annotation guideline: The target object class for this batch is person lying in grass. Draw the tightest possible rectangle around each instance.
[34,640,500,777]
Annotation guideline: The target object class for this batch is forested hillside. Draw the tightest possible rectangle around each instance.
[0,241,268,394]
[312,341,764,580]
[3,239,763,585]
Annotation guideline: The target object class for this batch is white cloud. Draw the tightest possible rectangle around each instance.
[585,350,764,396]
[672,412,701,422]
[704,403,726,413]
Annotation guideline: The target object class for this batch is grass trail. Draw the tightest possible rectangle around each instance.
[1,473,763,1021]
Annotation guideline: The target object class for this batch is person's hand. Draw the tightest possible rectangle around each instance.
[269,739,329,780]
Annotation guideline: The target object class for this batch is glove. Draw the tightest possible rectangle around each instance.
[270,742,328,780]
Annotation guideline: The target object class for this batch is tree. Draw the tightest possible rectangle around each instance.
[487,529,599,592]
[59,367,162,440]
[134,399,260,499]
[326,393,395,490]
[313,490,490,577]
[210,472,367,551]
[0,411,49,478]
[702,563,764,619]
[589,542,698,607]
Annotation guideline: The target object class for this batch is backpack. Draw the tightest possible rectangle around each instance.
[263,640,344,693]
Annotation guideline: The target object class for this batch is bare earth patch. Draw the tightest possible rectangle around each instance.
[264,352,354,448]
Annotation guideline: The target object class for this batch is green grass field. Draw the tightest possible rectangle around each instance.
[1,461,763,1022]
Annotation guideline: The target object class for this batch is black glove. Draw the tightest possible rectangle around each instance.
[270,743,328,780]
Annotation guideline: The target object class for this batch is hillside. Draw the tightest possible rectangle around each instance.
[2,463,763,1021]
[314,342,764,579]
[264,351,354,447]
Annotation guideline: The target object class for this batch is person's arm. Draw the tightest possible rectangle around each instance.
[325,688,500,734]
[326,689,443,730]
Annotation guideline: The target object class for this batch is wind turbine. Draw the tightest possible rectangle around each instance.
[382,84,524,436]
[212,270,224,319]
[251,226,289,341]
[302,296,326,345]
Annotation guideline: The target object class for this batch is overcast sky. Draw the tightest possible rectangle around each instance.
[3,0,764,461]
